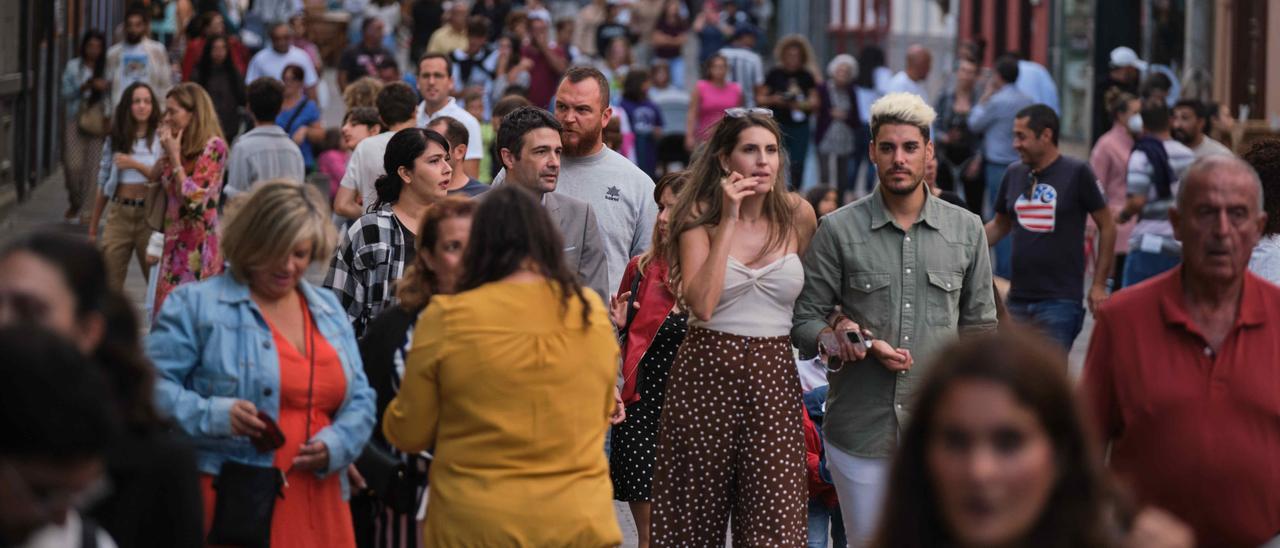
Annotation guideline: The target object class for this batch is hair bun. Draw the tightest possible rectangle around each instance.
[373,173,402,209]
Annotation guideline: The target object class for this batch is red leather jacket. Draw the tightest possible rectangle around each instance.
[617,255,678,405]
[804,410,839,508]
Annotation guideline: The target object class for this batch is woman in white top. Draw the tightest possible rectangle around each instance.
[652,108,817,546]
[89,82,164,291]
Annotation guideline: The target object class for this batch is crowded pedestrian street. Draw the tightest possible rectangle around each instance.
[1,1,1278,547]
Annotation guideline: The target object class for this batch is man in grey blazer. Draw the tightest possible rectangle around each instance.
[496,106,609,300]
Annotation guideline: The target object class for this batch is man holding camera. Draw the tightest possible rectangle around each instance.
[792,92,997,547]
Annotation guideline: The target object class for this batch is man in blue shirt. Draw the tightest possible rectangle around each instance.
[969,55,1034,278]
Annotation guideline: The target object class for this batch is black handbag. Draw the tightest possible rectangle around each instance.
[355,441,417,513]
[206,461,284,548]
[208,318,318,547]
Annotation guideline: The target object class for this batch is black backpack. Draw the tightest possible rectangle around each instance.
[451,47,494,85]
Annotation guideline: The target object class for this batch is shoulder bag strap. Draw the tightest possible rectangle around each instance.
[621,269,643,338]
[284,96,310,135]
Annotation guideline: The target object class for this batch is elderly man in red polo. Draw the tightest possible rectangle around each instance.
[1083,155,1280,547]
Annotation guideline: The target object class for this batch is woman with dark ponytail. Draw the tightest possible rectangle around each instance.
[324,127,453,336]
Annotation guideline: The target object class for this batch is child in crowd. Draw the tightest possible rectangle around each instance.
[620,70,664,178]
[804,386,847,548]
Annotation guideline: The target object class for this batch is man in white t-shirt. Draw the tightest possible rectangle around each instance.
[1171,99,1234,160]
[885,44,932,103]
[245,23,319,94]
[414,53,483,178]
[333,82,421,219]
[105,5,172,109]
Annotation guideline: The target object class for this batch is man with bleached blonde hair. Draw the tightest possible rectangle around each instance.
[792,92,998,545]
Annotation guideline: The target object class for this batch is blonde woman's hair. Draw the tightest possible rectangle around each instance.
[166,82,224,159]
[343,77,385,109]
[773,34,822,82]
[221,179,337,284]
[665,113,796,305]
[869,91,937,142]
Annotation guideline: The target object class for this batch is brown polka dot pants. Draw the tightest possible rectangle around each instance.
[651,327,806,547]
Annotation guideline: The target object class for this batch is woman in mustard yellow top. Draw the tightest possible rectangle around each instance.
[382,185,624,547]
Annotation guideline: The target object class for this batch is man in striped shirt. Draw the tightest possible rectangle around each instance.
[985,104,1115,352]
[718,26,764,108]
[1118,101,1196,287]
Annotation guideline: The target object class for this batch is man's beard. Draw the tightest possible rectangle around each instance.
[125,33,143,44]
[562,127,601,157]
[881,174,924,196]
[1171,128,1192,145]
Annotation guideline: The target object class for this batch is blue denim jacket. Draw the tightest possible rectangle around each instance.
[148,273,376,495]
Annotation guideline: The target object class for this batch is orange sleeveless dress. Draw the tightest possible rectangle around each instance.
[200,296,355,547]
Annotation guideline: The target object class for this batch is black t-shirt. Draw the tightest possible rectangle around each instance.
[339,43,394,83]
[764,68,817,123]
[448,178,491,197]
[395,214,416,251]
[596,23,631,58]
[995,155,1107,302]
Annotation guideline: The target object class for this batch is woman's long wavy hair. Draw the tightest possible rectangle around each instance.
[397,197,476,311]
[110,82,161,154]
[192,35,245,102]
[870,328,1115,548]
[665,112,795,305]
[456,185,592,327]
[166,82,225,160]
[773,34,822,82]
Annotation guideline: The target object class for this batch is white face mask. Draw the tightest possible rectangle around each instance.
[1127,113,1144,135]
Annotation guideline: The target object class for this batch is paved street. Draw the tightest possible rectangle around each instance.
[2,128,1097,548]
[1,164,1091,547]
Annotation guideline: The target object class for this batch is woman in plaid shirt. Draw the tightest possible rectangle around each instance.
[325,128,454,337]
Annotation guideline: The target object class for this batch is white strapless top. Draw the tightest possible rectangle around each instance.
[689,253,804,337]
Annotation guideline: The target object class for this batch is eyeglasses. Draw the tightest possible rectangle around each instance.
[1024,172,1039,200]
[724,107,773,119]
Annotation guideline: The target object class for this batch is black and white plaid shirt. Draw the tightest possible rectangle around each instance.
[324,203,413,338]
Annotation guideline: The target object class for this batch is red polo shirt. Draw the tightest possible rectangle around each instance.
[1083,267,1280,547]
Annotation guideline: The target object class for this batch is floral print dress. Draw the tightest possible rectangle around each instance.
[153,137,227,317]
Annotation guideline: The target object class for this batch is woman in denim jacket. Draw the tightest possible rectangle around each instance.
[149,180,376,546]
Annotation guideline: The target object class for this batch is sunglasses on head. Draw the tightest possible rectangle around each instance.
[724,107,773,119]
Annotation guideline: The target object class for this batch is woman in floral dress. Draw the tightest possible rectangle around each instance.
[152,82,227,316]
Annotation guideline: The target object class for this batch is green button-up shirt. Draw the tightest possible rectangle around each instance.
[792,187,997,457]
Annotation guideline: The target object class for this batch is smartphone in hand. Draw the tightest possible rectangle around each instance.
[251,410,286,453]
[846,329,874,349]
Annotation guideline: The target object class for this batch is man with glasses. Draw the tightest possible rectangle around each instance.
[792,92,996,546]
[984,104,1115,352]
[245,22,319,96]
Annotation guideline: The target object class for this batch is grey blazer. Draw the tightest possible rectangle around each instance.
[544,192,610,301]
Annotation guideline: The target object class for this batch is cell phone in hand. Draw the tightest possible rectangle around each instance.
[846,330,874,349]
[251,410,286,453]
